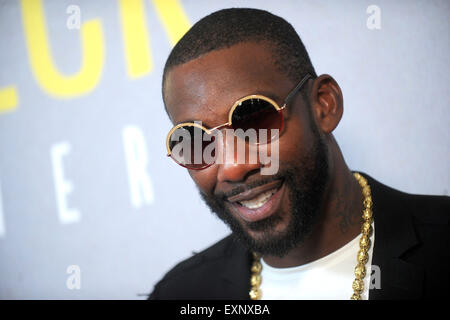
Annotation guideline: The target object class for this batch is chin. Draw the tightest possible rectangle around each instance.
[245,216,290,240]
[235,211,300,256]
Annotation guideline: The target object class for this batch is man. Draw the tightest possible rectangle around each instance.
[149,8,449,300]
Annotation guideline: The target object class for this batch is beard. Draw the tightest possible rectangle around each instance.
[199,125,330,257]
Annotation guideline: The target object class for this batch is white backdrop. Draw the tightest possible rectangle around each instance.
[0,0,448,299]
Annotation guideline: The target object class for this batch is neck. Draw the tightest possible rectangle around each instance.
[262,136,364,268]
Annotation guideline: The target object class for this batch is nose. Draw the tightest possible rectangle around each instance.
[216,129,261,183]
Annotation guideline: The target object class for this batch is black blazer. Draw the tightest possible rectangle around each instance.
[149,172,450,300]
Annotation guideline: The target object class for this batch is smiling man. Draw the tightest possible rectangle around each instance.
[149,8,449,300]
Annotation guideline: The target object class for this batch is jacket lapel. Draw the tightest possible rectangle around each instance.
[363,172,424,299]
[219,236,252,299]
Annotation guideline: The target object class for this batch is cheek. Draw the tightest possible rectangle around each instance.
[278,116,313,162]
[188,167,218,195]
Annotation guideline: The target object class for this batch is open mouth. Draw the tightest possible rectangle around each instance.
[227,179,285,222]
[238,188,279,209]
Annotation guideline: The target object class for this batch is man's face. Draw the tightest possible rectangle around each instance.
[165,42,330,256]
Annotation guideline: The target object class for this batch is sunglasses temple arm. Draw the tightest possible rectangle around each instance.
[283,73,312,106]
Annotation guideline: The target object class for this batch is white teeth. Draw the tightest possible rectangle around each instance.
[239,188,278,209]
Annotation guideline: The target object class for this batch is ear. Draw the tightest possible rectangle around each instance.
[309,74,343,134]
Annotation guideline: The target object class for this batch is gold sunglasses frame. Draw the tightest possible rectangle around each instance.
[165,73,312,167]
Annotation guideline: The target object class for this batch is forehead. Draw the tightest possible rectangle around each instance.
[164,42,293,127]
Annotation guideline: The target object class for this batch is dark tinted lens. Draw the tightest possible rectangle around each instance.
[169,125,216,169]
[231,98,282,143]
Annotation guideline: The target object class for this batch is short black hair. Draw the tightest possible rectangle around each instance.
[162,8,317,103]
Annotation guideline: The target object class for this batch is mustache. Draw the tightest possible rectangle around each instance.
[213,172,285,200]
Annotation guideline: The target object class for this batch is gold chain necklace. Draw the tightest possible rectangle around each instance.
[249,172,373,300]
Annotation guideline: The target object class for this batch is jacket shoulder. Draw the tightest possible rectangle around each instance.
[402,192,450,224]
[364,172,450,225]
[383,183,449,224]
[157,235,234,280]
[148,235,249,300]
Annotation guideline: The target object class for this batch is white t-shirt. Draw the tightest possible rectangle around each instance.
[260,223,375,300]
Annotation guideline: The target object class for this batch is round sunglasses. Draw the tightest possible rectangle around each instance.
[166,73,312,169]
